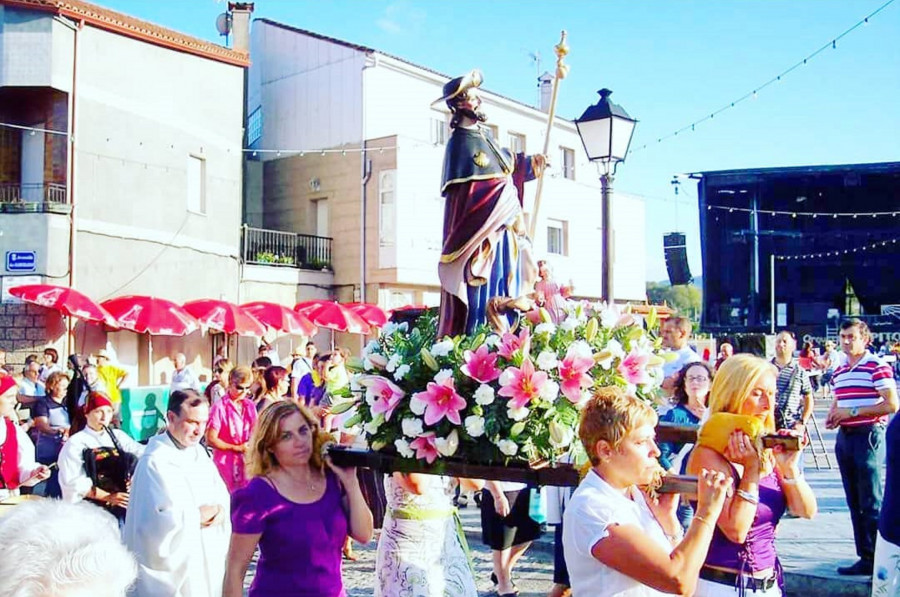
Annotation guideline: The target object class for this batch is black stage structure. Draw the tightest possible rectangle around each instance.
[692,161,900,344]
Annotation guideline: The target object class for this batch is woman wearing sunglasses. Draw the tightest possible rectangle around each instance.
[206,365,258,493]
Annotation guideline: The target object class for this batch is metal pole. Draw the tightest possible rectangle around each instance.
[601,172,614,304]
[770,252,775,334]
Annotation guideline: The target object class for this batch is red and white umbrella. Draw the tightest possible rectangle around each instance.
[183,299,267,337]
[9,284,118,327]
[101,295,199,336]
[345,302,388,328]
[295,300,371,335]
[242,301,318,336]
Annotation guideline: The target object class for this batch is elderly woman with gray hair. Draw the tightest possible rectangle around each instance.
[0,499,137,597]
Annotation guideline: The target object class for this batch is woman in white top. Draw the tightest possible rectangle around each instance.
[0,375,50,500]
[563,387,732,597]
[57,392,144,518]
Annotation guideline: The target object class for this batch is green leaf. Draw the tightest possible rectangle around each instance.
[329,400,357,415]
[510,421,526,437]
[342,413,362,428]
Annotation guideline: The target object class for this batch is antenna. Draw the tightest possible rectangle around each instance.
[215,12,232,46]
[528,51,542,106]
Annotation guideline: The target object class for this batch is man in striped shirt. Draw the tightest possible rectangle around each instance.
[826,318,899,576]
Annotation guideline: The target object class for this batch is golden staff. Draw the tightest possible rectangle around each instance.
[528,31,569,240]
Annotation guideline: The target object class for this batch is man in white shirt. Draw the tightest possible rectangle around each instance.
[169,353,200,393]
[290,342,316,398]
[660,316,701,396]
[124,390,230,597]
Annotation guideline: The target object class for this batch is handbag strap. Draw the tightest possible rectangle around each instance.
[103,425,124,453]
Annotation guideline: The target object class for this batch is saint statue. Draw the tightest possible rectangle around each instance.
[434,70,546,338]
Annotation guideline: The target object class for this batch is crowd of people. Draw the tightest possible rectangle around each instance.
[0,315,896,597]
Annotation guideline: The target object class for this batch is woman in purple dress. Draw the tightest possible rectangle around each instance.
[223,401,373,597]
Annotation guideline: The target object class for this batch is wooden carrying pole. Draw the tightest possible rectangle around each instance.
[528,31,569,240]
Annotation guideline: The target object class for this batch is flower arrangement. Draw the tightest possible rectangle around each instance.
[333,302,670,466]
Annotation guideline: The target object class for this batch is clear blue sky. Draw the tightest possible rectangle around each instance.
[99,0,900,283]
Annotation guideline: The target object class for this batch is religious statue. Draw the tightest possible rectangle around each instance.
[434,70,547,338]
[533,259,573,324]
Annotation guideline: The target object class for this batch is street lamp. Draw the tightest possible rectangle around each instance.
[574,88,637,305]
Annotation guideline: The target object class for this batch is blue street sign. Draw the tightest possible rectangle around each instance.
[6,251,36,273]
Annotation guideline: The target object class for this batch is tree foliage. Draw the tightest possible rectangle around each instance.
[646,281,702,320]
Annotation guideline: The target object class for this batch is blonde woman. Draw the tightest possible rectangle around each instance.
[687,354,817,596]
[563,387,732,597]
[223,402,372,597]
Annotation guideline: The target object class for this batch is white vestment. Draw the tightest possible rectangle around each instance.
[58,426,145,503]
[124,433,231,597]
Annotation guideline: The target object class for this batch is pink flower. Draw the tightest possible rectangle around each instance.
[412,375,467,426]
[498,327,531,359]
[618,349,651,386]
[498,357,548,409]
[359,375,405,421]
[409,432,439,463]
[461,344,502,383]
[558,346,594,403]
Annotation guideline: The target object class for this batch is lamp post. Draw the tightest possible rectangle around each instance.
[574,88,637,305]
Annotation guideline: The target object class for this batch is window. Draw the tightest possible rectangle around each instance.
[379,170,396,246]
[187,154,206,214]
[560,146,575,180]
[547,219,567,255]
[486,124,500,141]
[508,132,526,154]
[247,107,263,146]
[430,116,448,145]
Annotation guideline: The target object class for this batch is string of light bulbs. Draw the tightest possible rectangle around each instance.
[706,204,900,219]
[244,146,397,158]
[776,237,897,261]
[630,0,897,154]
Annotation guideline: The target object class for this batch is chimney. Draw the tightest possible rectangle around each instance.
[538,71,554,113]
[228,2,254,53]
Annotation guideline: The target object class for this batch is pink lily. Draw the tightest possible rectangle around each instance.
[461,344,502,383]
[409,432,439,463]
[359,375,405,421]
[412,376,467,426]
[558,346,594,403]
[618,349,651,386]
[498,357,548,409]
[498,327,531,359]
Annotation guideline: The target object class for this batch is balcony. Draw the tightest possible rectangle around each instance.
[0,183,69,214]
[241,225,332,271]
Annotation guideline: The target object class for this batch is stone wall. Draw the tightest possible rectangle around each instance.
[0,302,64,369]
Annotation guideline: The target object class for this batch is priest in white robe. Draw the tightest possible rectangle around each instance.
[124,389,230,597]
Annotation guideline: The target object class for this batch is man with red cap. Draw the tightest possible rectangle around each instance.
[57,391,144,520]
[0,375,50,501]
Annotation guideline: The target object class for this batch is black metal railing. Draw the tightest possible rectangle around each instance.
[241,225,333,270]
[0,182,68,212]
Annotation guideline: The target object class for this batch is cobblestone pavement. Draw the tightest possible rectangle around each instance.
[244,527,556,596]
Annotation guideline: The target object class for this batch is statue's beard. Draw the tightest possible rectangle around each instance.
[459,107,487,123]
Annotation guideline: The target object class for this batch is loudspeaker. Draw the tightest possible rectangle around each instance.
[664,233,693,286]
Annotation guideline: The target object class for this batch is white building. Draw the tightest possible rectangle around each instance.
[245,18,647,344]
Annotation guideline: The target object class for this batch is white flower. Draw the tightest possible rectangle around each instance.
[484,334,501,348]
[382,321,407,335]
[507,405,529,421]
[386,353,402,373]
[435,430,460,457]
[560,317,579,332]
[430,339,455,357]
[474,384,495,405]
[395,438,415,458]
[410,395,426,415]
[539,379,560,401]
[534,322,557,337]
[549,421,574,448]
[362,340,380,358]
[536,350,559,371]
[600,304,621,329]
[363,357,374,371]
[465,415,485,437]
[570,340,593,359]
[497,439,519,456]
[596,338,625,369]
[367,353,388,369]
[401,418,423,438]
[393,364,410,381]
[349,373,362,391]
[434,369,454,384]
[364,420,380,435]
[498,369,514,387]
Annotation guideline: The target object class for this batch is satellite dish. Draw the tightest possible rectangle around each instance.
[215,12,232,36]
